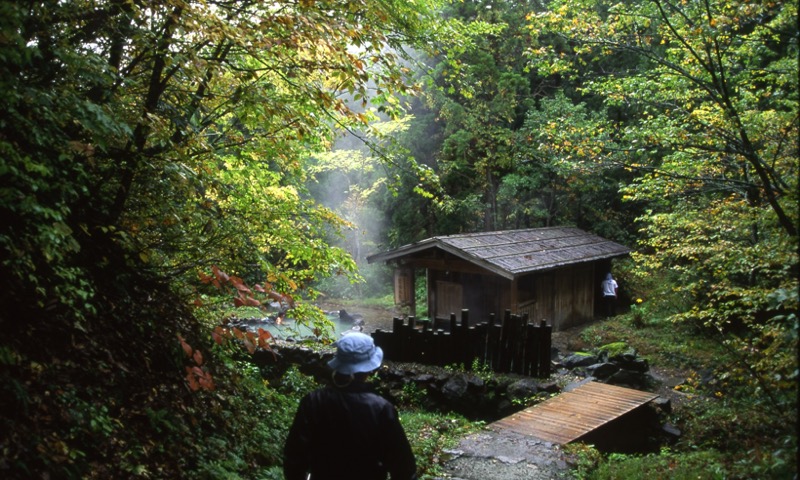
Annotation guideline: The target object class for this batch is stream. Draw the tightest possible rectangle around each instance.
[227,307,381,340]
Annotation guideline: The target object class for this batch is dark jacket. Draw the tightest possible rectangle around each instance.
[283,381,417,480]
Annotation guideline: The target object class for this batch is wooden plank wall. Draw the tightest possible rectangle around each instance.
[372,309,552,378]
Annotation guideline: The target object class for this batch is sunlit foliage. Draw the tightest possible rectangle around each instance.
[526,0,797,415]
[1,0,438,321]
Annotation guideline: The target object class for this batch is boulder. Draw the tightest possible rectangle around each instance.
[662,422,681,440]
[653,397,672,414]
[442,373,470,400]
[412,373,436,384]
[506,378,540,402]
[562,353,599,368]
[537,381,561,394]
[586,362,620,379]
[610,353,649,373]
[466,374,486,392]
[382,364,413,381]
[550,346,561,361]
[597,341,634,359]
[607,369,650,388]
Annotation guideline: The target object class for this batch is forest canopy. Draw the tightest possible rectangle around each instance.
[0,0,796,478]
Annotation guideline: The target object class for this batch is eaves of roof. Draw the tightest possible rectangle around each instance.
[366,227,631,280]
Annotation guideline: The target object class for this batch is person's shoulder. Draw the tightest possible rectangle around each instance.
[303,386,332,401]
[366,392,397,411]
[366,390,392,402]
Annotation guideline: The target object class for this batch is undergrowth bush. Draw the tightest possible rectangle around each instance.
[673,395,797,479]
[571,310,797,480]
[186,354,308,479]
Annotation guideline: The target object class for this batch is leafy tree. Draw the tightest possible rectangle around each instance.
[0,0,440,476]
[526,0,798,413]
[378,0,640,248]
[515,91,641,242]
[397,0,542,234]
[376,1,544,238]
[1,0,437,320]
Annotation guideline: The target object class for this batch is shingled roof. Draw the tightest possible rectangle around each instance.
[366,227,630,280]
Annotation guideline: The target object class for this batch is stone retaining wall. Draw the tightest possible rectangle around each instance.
[252,341,665,423]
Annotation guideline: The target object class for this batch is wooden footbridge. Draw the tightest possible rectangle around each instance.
[489,381,660,444]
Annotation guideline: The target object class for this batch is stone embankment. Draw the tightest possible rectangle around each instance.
[256,339,673,427]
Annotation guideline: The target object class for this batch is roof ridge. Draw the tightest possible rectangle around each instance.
[367,227,630,278]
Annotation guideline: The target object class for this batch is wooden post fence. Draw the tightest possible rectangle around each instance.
[372,309,552,378]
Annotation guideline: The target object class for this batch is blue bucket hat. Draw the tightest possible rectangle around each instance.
[327,332,383,375]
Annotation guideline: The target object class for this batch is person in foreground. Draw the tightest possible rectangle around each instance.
[283,332,418,480]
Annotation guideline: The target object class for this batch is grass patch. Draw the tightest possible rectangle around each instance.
[400,410,481,479]
[579,313,728,372]
[334,294,396,309]
[567,445,728,480]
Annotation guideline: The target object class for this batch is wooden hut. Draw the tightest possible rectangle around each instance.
[366,227,630,331]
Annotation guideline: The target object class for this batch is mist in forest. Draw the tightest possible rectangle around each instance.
[308,105,388,297]
[309,47,430,298]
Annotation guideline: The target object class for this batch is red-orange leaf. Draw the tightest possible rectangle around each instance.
[245,296,261,307]
[186,367,199,391]
[258,329,272,348]
[243,337,255,354]
[257,328,272,341]
[212,327,225,345]
[212,265,229,283]
[230,275,251,293]
[198,372,215,391]
[178,334,193,357]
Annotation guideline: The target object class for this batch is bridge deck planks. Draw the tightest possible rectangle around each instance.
[489,381,659,445]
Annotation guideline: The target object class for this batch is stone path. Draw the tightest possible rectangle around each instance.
[435,428,575,480]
